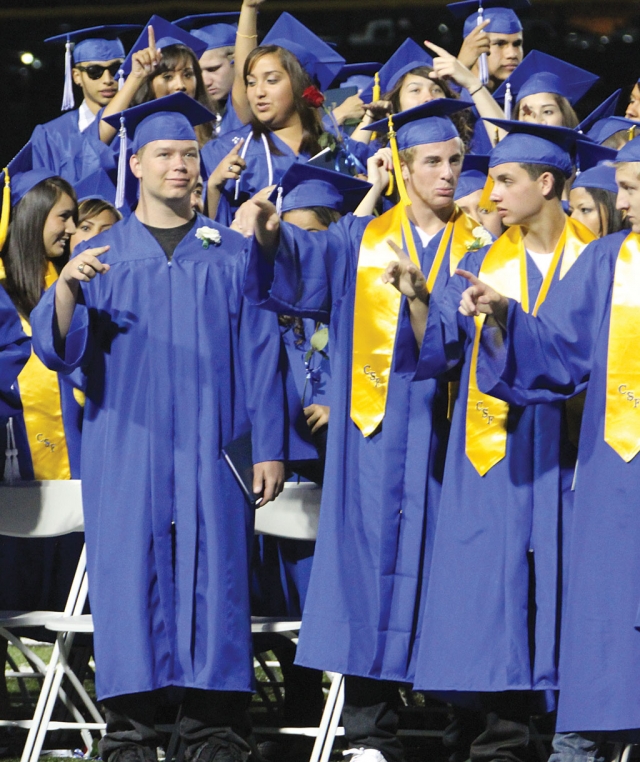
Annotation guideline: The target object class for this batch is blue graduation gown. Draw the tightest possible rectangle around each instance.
[218,99,245,137]
[475,230,640,731]
[31,213,285,701]
[0,288,30,418]
[411,245,578,695]
[244,213,451,683]
[30,109,116,186]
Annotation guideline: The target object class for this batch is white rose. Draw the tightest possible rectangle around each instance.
[195,226,222,247]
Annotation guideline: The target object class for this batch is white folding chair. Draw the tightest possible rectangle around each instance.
[0,480,105,762]
[250,482,345,762]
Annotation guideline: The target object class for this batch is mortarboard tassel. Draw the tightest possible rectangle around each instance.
[0,167,10,252]
[629,124,637,142]
[478,174,496,213]
[4,419,20,485]
[118,68,125,91]
[275,186,284,216]
[504,83,513,121]
[477,5,489,87]
[370,71,382,143]
[387,114,412,208]
[62,39,75,111]
[115,115,127,209]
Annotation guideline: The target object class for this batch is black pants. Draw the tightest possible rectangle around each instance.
[341,676,404,762]
[446,692,530,762]
[99,688,252,762]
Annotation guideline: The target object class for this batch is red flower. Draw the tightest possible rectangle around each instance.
[302,86,325,108]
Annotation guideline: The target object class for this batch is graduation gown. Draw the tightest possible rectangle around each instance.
[31,212,285,701]
[411,245,579,695]
[0,287,31,419]
[244,213,452,683]
[475,230,640,731]
[30,109,116,186]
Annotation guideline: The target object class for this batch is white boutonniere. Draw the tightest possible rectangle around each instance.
[467,226,493,252]
[195,226,222,249]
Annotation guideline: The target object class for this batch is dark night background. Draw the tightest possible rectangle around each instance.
[1,0,640,168]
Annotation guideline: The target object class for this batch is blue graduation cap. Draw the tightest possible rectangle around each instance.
[455,154,490,201]
[575,140,617,173]
[270,163,371,216]
[45,25,141,111]
[0,142,55,249]
[74,168,118,204]
[360,39,433,105]
[261,13,345,92]
[585,116,639,146]
[572,164,618,195]
[485,118,582,176]
[363,98,473,150]
[615,135,640,163]
[330,62,380,92]
[493,50,598,107]
[102,92,215,207]
[577,89,622,135]
[173,13,240,51]
[121,16,209,77]
[447,0,530,38]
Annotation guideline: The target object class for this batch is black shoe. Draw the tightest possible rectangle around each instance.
[107,745,158,762]
[187,739,248,762]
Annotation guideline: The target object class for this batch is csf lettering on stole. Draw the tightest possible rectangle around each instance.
[363,365,382,387]
[618,384,640,409]
[36,433,57,451]
[475,400,495,425]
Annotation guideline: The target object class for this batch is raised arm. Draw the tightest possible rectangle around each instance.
[55,246,110,340]
[354,148,392,217]
[382,240,430,347]
[99,27,162,144]
[230,0,265,124]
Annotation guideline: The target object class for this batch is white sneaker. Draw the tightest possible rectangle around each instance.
[343,749,388,762]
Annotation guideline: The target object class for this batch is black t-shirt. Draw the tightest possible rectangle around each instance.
[143,216,197,262]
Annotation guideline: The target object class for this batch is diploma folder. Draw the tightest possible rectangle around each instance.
[222,431,261,507]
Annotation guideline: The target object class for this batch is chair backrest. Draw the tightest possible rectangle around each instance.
[254,482,320,541]
[0,480,84,538]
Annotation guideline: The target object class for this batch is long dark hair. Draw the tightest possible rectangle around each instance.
[244,45,324,158]
[2,177,77,318]
[384,67,475,151]
[582,186,630,237]
[514,93,579,129]
[131,44,215,146]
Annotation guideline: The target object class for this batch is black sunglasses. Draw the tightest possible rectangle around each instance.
[75,62,122,80]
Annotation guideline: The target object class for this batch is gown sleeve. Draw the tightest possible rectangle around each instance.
[0,289,31,416]
[243,215,367,323]
[476,236,614,405]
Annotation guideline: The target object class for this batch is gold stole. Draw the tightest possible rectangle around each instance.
[465,218,596,476]
[605,233,640,461]
[16,261,72,480]
[350,205,478,436]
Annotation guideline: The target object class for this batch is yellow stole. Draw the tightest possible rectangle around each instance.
[350,204,478,436]
[15,262,72,480]
[465,218,596,476]
[605,232,640,461]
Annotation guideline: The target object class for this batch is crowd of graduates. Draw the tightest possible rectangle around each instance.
[3,1,640,762]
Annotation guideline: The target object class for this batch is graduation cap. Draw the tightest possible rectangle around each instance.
[359,39,434,104]
[74,168,118,204]
[329,62,380,93]
[614,135,640,163]
[102,92,215,207]
[484,118,583,177]
[493,50,599,107]
[121,16,209,77]
[0,142,53,250]
[454,154,490,201]
[45,25,141,111]
[577,89,622,135]
[173,13,240,51]
[261,12,345,92]
[585,116,639,146]
[364,98,472,150]
[447,0,530,38]
[575,140,617,173]
[363,99,472,206]
[571,164,618,195]
[269,162,371,216]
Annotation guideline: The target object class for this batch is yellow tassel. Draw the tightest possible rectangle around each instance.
[629,124,637,142]
[478,173,496,213]
[388,114,412,208]
[385,172,395,197]
[0,167,10,252]
[372,71,381,103]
